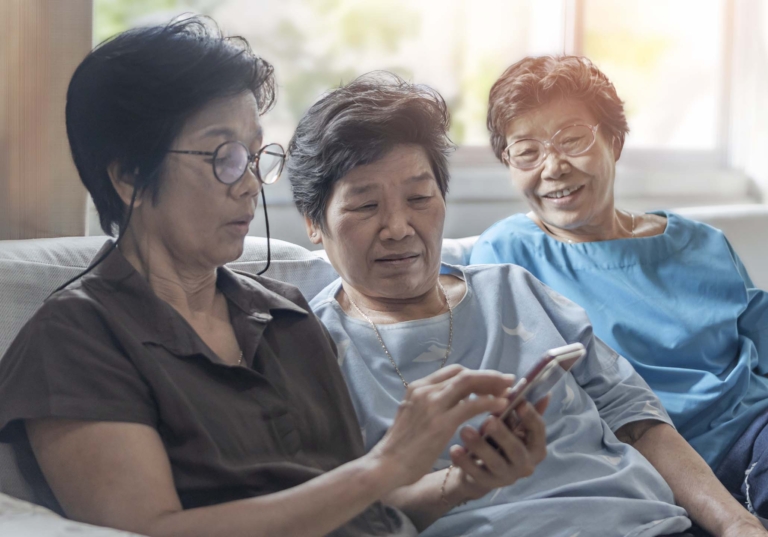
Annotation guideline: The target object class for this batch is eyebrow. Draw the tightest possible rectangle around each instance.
[200,125,264,145]
[509,117,588,140]
[346,172,434,197]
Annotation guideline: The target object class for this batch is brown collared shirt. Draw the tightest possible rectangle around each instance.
[0,242,409,535]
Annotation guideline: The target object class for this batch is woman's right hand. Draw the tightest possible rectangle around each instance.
[367,365,515,490]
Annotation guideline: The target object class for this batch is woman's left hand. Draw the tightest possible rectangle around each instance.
[447,397,550,503]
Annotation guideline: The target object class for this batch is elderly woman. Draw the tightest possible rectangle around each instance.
[0,19,536,537]
[471,55,768,522]
[288,72,766,537]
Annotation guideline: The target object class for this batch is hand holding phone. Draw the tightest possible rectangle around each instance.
[496,343,585,427]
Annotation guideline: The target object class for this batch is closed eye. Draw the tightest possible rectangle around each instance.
[409,196,432,203]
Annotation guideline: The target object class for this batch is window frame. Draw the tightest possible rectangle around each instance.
[447,0,752,203]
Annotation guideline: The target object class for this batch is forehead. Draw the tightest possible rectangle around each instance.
[332,144,436,198]
[178,91,263,144]
[504,98,597,141]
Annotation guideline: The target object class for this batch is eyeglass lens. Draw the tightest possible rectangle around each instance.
[257,144,285,185]
[507,125,595,169]
[213,142,285,185]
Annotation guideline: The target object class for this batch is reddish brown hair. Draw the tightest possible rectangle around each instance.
[487,55,629,163]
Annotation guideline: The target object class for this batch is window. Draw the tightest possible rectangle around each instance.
[90,0,754,243]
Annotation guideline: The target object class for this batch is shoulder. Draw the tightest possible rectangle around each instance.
[28,280,111,334]
[471,213,542,264]
[229,269,313,313]
[463,263,574,305]
[655,211,735,253]
[477,213,535,243]
[308,278,343,312]
[462,264,593,340]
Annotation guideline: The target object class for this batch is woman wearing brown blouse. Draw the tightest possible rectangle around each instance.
[0,17,547,537]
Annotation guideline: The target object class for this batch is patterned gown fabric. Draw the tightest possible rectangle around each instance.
[311,264,691,537]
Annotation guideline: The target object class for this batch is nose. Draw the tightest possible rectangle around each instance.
[233,164,263,199]
[379,205,415,242]
[540,147,571,181]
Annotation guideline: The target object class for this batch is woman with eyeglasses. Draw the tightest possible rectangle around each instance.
[0,18,534,537]
[472,55,768,525]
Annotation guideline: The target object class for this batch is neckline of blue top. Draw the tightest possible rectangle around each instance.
[512,210,701,270]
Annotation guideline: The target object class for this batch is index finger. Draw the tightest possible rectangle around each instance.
[406,364,465,391]
[442,370,516,409]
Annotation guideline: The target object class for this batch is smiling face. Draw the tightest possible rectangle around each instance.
[133,91,265,270]
[308,144,446,302]
[505,98,620,234]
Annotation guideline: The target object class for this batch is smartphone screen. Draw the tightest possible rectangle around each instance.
[497,343,585,424]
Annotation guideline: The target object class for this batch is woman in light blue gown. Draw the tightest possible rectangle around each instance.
[473,54,768,521]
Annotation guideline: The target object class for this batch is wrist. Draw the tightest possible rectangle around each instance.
[442,466,476,507]
[721,515,766,536]
[360,450,411,497]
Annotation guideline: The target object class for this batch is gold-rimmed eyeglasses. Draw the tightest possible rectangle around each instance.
[503,123,600,170]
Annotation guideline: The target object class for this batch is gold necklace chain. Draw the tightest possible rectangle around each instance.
[541,209,635,244]
[346,280,453,388]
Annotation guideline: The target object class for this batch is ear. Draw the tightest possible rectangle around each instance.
[107,161,144,208]
[612,136,622,162]
[304,214,323,245]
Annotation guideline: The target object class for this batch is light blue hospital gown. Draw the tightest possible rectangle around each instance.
[470,211,768,470]
[311,264,691,537]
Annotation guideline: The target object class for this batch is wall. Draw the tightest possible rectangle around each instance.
[0,0,92,240]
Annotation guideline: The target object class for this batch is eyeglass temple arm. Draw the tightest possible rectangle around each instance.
[167,150,215,156]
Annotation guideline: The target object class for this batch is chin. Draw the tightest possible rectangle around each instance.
[210,237,246,268]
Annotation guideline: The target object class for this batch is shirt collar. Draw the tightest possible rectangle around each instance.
[79,240,306,355]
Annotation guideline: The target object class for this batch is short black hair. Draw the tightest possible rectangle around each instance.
[66,16,276,235]
[287,71,453,229]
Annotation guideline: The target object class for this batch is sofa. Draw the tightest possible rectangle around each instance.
[0,204,766,536]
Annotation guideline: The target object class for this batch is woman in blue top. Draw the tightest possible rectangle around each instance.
[472,54,768,520]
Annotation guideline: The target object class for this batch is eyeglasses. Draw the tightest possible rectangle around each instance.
[503,124,600,170]
[167,141,286,185]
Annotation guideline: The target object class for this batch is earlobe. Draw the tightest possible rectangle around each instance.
[107,161,143,208]
[303,215,323,245]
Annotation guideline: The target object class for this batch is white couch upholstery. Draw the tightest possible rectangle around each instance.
[0,204,766,536]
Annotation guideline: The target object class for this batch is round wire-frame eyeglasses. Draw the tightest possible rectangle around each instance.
[167,141,286,185]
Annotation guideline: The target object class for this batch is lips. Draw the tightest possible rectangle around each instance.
[542,185,583,199]
[228,214,254,226]
[375,252,419,263]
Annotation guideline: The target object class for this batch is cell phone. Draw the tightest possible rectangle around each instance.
[496,343,586,425]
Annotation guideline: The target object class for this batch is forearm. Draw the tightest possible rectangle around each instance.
[146,454,401,537]
[625,421,762,536]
